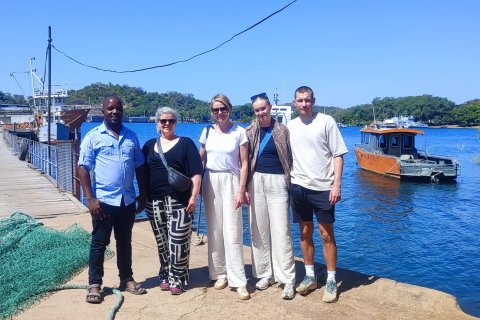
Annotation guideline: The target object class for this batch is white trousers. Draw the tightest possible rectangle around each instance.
[203,170,247,287]
[248,172,296,285]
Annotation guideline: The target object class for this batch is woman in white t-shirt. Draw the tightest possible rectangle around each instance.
[199,93,250,300]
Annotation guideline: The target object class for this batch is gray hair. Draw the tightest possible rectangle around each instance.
[155,107,180,133]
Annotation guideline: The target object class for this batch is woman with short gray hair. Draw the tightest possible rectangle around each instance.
[142,106,203,295]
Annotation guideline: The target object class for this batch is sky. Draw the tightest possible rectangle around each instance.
[1,0,479,108]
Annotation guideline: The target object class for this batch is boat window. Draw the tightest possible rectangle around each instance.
[361,132,370,144]
[378,135,387,149]
[391,135,399,147]
[403,135,414,149]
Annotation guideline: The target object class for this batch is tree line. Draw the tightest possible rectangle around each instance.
[1,84,479,126]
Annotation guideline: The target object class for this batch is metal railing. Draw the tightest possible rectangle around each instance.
[2,129,81,199]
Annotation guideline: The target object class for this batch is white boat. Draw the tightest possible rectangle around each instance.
[270,90,292,125]
[28,59,90,142]
[271,105,291,125]
[6,58,90,142]
[382,116,428,129]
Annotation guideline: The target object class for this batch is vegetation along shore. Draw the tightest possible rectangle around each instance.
[1,83,479,126]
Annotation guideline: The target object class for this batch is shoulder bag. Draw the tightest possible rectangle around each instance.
[156,137,192,192]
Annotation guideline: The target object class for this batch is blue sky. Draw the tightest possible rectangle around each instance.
[1,0,479,108]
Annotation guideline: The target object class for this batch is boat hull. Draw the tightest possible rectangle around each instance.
[354,147,401,178]
[354,147,459,182]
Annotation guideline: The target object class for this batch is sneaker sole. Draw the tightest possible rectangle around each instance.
[256,283,273,290]
[322,293,338,303]
[282,294,295,300]
[214,281,228,290]
[296,283,317,295]
[255,278,274,290]
[323,296,338,303]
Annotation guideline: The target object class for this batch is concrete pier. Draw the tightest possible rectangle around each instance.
[0,130,475,320]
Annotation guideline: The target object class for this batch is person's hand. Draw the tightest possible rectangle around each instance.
[135,194,146,214]
[186,195,198,214]
[244,191,251,205]
[87,198,104,220]
[235,192,244,209]
[329,185,342,205]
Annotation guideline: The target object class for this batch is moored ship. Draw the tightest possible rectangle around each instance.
[354,123,459,182]
[4,58,90,142]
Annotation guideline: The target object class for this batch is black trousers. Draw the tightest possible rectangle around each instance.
[88,200,136,285]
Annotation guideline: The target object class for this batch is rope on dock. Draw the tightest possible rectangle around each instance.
[48,284,124,320]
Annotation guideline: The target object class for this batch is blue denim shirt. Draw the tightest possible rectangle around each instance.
[78,122,144,207]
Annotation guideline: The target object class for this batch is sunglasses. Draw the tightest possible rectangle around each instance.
[158,118,177,124]
[211,106,229,114]
[250,92,268,102]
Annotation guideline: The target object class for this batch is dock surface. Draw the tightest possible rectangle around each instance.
[0,131,475,320]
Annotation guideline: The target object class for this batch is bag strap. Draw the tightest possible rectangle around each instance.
[205,125,213,143]
[156,136,172,174]
[257,126,273,158]
[202,125,213,172]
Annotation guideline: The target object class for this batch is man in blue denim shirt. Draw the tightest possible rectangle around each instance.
[78,95,147,304]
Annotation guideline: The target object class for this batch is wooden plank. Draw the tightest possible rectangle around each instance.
[0,131,86,221]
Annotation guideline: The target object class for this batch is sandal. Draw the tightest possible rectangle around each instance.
[119,277,147,295]
[86,284,103,304]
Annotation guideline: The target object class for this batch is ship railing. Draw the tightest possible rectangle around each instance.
[398,158,459,176]
[2,129,82,200]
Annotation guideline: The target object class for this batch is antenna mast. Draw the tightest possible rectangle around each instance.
[47,26,52,175]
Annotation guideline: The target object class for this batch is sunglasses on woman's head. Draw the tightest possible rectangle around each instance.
[158,119,177,124]
[250,92,268,102]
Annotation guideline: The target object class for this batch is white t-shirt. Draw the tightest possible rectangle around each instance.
[287,113,348,191]
[199,123,248,176]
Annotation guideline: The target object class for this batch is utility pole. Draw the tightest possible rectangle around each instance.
[47,26,52,176]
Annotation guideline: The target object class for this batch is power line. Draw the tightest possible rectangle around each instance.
[52,0,298,74]
[8,72,32,106]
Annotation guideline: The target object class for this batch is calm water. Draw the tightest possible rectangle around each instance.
[81,122,480,316]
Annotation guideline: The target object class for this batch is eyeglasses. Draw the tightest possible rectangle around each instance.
[211,106,229,114]
[250,92,268,102]
[158,119,177,124]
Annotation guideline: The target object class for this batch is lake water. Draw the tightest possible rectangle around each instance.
[81,122,480,316]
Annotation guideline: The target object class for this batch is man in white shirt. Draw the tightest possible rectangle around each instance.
[287,86,348,303]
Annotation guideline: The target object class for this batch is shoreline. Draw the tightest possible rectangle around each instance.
[427,125,480,129]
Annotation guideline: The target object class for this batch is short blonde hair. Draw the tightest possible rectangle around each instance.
[210,93,232,111]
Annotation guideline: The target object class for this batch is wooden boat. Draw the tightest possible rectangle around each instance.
[354,123,459,182]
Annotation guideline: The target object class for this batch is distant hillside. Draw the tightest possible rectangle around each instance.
[67,83,212,122]
[327,96,479,126]
[1,84,479,125]
[66,84,480,126]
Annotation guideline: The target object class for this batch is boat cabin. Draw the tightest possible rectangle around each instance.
[271,105,292,125]
[359,126,423,158]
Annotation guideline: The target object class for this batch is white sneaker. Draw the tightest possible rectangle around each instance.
[296,275,317,295]
[214,277,228,290]
[322,280,338,303]
[255,276,275,290]
[282,284,295,300]
[237,286,250,300]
